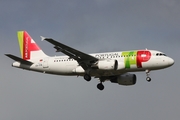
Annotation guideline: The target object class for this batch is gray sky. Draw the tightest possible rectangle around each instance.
[1,0,180,120]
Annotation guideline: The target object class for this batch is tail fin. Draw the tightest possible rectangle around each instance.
[17,31,47,60]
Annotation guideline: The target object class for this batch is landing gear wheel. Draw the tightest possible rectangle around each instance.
[97,83,104,90]
[84,74,91,81]
[146,77,151,82]
[145,70,151,82]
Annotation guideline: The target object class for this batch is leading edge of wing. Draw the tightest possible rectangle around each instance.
[42,37,98,62]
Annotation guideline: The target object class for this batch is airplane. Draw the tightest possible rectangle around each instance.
[5,31,174,90]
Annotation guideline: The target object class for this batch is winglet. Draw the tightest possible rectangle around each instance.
[40,36,46,41]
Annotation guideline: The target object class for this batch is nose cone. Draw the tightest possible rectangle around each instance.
[168,57,174,66]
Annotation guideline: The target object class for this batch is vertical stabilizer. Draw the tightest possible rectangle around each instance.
[17,31,47,60]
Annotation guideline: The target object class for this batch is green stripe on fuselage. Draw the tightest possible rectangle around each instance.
[122,51,137,68]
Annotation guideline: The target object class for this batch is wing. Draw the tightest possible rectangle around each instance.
[42,37,99,70]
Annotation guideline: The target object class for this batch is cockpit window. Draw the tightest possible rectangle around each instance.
[162,54,167,56]
[156,53,167,56]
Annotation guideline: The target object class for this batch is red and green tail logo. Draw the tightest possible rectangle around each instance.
[17,31,40,60]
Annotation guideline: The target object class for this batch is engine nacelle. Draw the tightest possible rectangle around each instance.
[97,60,125,70]
[116,61,125,70]
[110,74,136,86]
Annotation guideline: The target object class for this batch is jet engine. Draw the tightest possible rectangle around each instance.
[110,74,137,85]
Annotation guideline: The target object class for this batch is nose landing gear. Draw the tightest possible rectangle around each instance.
[146,70,151,82]
[146,77,151,82]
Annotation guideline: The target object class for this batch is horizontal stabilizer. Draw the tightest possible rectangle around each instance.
[5,54,33,65]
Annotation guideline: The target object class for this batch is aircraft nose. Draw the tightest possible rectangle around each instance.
[168,57,174,66]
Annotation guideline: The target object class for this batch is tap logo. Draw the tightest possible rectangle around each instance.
[122,50,151,68]
[18,31,40,60]
[24,37,29,59]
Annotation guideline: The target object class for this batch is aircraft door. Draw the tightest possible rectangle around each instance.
[137,50,151,61]
[142,51,150,61]
[137,50,151,68]
[43,58,49,68]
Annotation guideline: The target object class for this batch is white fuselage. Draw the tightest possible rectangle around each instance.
[12,50,174,77]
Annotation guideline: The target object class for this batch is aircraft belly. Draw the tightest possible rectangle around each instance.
[48,61,77,74]
[90,69,126,77]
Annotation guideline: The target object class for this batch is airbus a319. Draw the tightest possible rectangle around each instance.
[5,31,174,90]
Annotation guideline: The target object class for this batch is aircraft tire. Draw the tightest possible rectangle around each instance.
[146,77,151,82]
[97,83,104,90]
[84,74,91,81]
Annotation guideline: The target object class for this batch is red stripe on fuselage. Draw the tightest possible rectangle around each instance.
[137,50,151,68]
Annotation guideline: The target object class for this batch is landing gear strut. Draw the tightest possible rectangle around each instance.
[97,83,104,90]
[84,74,105,90]
[84,74,91,81]
[97,78,105,90]
[145,70,151,82]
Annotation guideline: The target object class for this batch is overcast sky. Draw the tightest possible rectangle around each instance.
[0,0,180,120]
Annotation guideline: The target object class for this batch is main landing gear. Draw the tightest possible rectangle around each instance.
[84,74,91,81]
[145,69,151,82]
[97,83,104,91]
[83,74,105,90]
